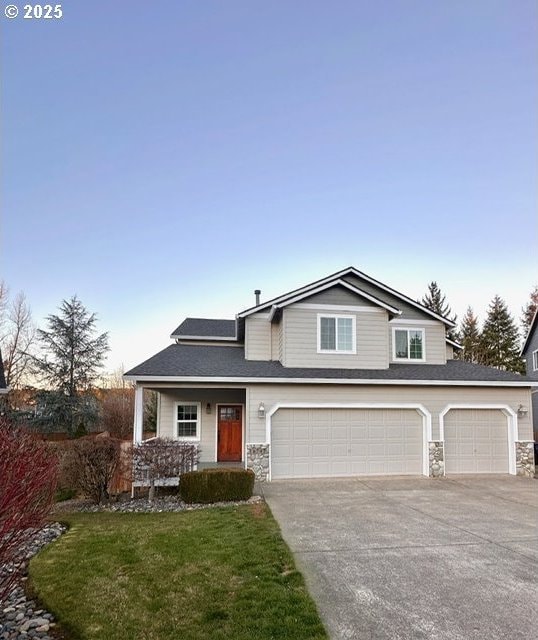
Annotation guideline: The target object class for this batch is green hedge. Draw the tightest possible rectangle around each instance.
[179,468,255,504]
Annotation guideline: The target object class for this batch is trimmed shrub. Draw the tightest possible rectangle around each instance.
[179,468,255,504]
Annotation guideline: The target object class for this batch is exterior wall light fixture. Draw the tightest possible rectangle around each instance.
[258,402,266,419]
[517,404,528,417]
[206,403,211,415]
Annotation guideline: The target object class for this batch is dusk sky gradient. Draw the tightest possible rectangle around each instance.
[1,1,537,372]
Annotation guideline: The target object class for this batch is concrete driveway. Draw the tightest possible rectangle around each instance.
[262,476,538,640]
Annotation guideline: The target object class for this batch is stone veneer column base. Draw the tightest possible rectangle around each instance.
[246,444,270,481]
[515,441,535,477]
[428,441,445,477]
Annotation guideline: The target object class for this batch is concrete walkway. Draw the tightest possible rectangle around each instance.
[262,476,538,640]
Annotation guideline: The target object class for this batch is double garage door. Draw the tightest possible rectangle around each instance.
[271,407,510,479]
[271,408,423,479]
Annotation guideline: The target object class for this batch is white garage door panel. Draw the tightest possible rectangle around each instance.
[271,408,423,479]
[444,409,508,474]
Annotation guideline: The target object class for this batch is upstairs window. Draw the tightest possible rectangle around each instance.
[175,403,200,439]
[393,328,425,361]
[533,349,538,371]
[318,315,356,354]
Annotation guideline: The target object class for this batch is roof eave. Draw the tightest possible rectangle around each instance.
[123,374,534,387]
[237,267,456,327]
[521,308,538,355]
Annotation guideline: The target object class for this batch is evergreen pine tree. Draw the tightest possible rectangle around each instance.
[458,306,481,363]
[32,296,109,434]
[480,295,524,373]
[421,281,458,341]
[521,285,538,334]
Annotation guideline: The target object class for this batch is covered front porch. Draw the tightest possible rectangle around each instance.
[133,385,248,467]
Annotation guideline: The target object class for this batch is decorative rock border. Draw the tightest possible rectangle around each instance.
[53,494,263,514]
[246,444,270,481]
[515,441,535,477]
[428,441,445,477]
[0,524,66,640]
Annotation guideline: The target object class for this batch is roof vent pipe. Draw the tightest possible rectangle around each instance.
[254,289,261,306]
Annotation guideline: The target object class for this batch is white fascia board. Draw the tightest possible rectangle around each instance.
[170,334,238,341]
[237,267,456,327]
[0,388,9,394]
[123,375,537,387]
[446,338,463,349]
[273,279,401,315]
[238,275,401,318]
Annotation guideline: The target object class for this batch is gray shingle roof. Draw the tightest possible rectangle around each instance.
[170,318,236,339]
[125,344,531,383]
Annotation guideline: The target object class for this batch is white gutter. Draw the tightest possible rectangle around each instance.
[123,375,536,387]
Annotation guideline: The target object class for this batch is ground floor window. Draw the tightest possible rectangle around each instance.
[175,403,200,440]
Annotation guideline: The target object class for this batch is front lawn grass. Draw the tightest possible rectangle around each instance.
[30,504,327,640]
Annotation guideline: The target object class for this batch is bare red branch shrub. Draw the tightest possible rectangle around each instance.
[60,436,121,504]
[132,438,199,501]
[98,387,134,439]
[0,416,59,601]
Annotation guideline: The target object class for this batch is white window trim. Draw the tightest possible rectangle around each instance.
[317,313,357,354]
[174,401,201,441]
[533,349,538,371]
[392,327,426,362]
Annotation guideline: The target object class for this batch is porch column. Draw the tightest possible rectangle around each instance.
[133,385,144,444]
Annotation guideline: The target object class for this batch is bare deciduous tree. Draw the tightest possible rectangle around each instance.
[0,284,36,393]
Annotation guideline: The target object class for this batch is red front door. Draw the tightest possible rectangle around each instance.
[217,405,243,462]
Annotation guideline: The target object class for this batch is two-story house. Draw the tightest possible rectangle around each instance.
[521,310,538,441]
[125,267,535,480]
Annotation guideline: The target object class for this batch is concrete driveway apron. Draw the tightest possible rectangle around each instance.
[262,476,538,640]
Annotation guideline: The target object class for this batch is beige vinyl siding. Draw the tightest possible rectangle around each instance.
[246,384,533,443]
[271,320,281,360]
[446,344,454,360]
[389,322,447,364]
[299,286,378,307]
[244,314,271,360]
[158,389,245,462]
[281,307,389,369]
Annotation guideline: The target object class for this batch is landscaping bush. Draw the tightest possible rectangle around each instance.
[0,416,59,600]
[61,436,121,504]
[179,468,255,504]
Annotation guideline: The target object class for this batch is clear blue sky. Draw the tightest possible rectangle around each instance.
[1,1,536,372]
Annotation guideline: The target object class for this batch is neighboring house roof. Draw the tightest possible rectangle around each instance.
[521,308,538,355]
[124,344,531,385]
[170,318,237,340]
[237,266,457,327]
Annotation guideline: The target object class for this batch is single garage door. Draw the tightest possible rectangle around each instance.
[271,408,423,479]
[444,409,509,474]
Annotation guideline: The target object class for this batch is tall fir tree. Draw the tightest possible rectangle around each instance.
[480,295,524,373]
[421,281,458,341]
[458,306,481,363]
[521,285,538,334]
[32,296,109,435]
